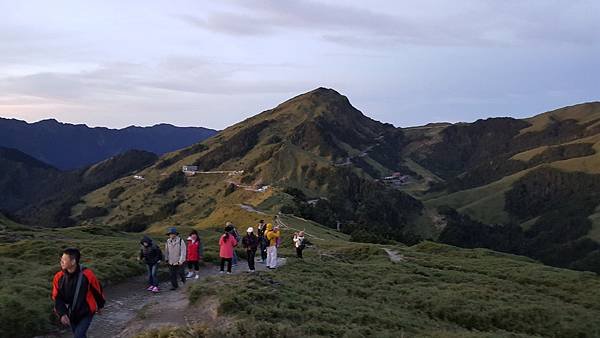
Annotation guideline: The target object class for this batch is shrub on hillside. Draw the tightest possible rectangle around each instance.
[78,206,109,221]
[224,183,236,196]
[108,186,126,199]
[154,171,186,194]
[282,167,423,245]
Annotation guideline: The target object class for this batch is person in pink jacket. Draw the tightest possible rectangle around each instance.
[219,225,238,274]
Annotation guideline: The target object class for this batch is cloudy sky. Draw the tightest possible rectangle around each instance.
[0,0,598,129]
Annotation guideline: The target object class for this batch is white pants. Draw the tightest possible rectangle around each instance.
[266,246,278,268]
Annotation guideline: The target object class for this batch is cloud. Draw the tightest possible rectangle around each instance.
[0,58,313,129]
[178,0,600,48]
[0,0,598,130]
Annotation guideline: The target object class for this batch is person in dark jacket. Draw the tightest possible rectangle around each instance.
[256,220,268,263]
[52,248,105,338]
[242,227,259,272]
[138,235,163,293]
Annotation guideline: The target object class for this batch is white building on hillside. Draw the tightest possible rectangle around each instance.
[182,165,199,175]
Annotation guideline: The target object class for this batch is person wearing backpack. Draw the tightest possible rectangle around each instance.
[265,223,281,269]
[219,226,238,274]
[164,227,187,290]
[293,231,306,258]
[52,248,105,338]
[186,230,203,279]
[138,235,163,293]
[256,220,268,263]
[242,227,259,272]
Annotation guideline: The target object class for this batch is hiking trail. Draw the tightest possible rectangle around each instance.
[275,215,325,241]
[384,248,406,263]
[38,258,286,338]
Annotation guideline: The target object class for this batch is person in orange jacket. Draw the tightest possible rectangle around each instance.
[52,248,105,338]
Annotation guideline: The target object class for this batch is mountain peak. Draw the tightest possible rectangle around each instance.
[308,86,342,96]
[284,87,347,106]
[264,87,364,126]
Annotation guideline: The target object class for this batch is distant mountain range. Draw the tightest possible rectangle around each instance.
[0,118,217,170]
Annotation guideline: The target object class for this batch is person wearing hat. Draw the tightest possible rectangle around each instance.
[242,227,259,272]
[164,227,187,290]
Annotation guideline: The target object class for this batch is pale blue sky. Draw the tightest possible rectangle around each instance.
[0,0,598,129]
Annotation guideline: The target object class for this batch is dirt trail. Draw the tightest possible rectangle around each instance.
[39,258,286,338]
[384,248,406,263]
[276,215,325,241]
[237,204,326,241]
[239,204,266,214]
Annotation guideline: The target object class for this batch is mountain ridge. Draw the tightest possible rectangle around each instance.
[5,88,600,273]
[0,117,217,170]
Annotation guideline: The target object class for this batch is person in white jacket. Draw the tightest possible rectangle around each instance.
[165,227,187,290]
[293,231,306,258]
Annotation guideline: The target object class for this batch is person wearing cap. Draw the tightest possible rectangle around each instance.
[242,227,259,272]
[164,227,187,290]
[265,223,281,269]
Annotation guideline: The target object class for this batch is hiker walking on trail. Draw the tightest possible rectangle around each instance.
[293,231,306,258]
[265,223,281,269]
[257,219,268,263]
[165,227,187,290]
[242,227,259,272]
[52,248,105,338]
[219,226,238,274]
[226,222,241,266]
[186,230,203,279]
[138,235,163,293]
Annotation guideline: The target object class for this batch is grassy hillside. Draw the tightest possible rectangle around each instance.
[0,147,158,227]
[138,215,600,338]
[406,102,600,274]
[8,205,600,337]
[66,94,600,275]
[0,222,144,337]
[0,216,250,338]
[74,88,426,244]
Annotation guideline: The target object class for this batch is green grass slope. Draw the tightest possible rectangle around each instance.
[139,216,600,338]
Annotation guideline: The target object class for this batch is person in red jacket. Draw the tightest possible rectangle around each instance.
[52,248,105,338]
[219,225,238,274]
[186,230,203,279]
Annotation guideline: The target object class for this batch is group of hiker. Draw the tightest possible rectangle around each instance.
[51,219,307,337]
[144,219,306,291]
[138,218,309,292]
